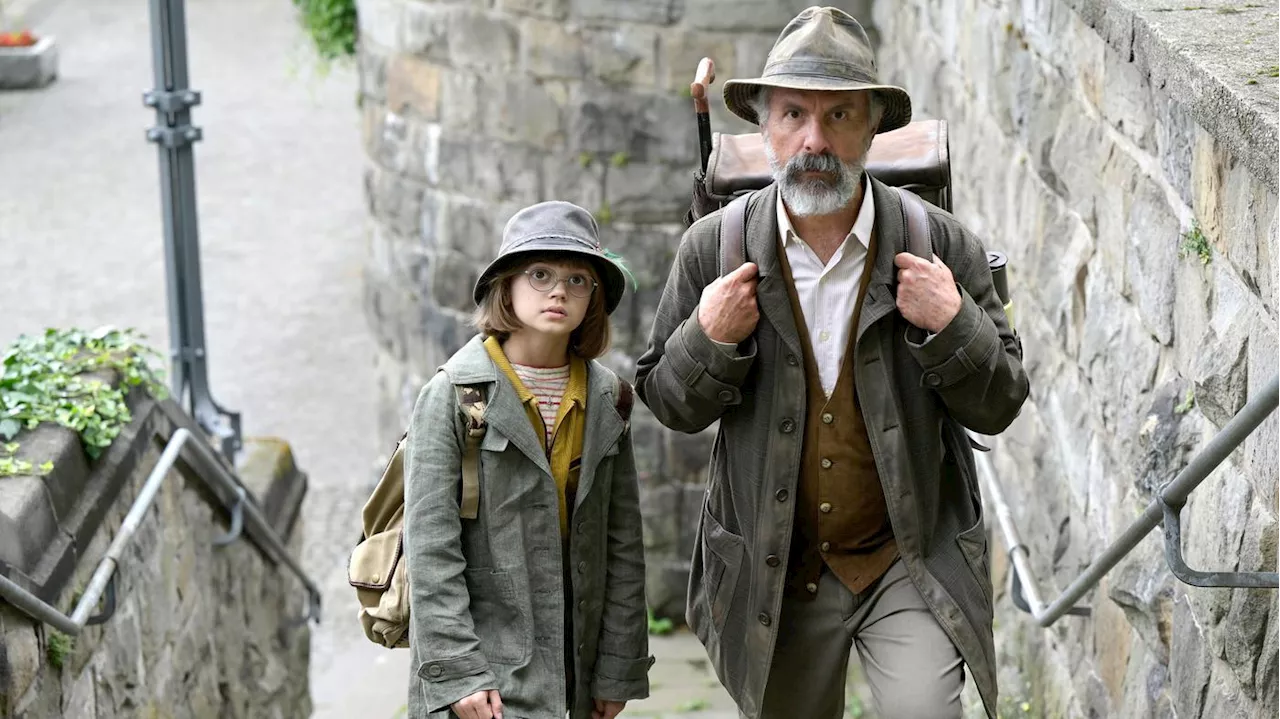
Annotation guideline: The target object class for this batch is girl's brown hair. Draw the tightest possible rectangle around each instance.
[472,253,613,359]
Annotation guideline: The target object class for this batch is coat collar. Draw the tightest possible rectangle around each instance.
[745,177,908,355]
[440,335,625,492]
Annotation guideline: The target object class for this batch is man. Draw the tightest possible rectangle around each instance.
[634,7,1029,719]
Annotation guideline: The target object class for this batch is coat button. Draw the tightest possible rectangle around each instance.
[924,372,943,387]
[428,665,443,677]
[757,612,772,626]
[780,419,795,433]
[578,600,586,610]
[577,561,587,573]
[821,458,833,469]
[765,554,780,568]
[820,541,831,552]
[775,488,789,502]
[819,502,832,513]
[718,389,735,402]
[576,523,586,534]
[806,582,818,594]
[372,573,380,583]
[787,354,799,366]
[821,413,834,424]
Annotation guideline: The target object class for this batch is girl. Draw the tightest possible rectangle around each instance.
[403,201,652,719]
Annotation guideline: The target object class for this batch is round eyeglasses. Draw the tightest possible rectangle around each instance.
[522,266,597,299]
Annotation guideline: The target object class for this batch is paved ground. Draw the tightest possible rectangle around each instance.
[0,1,743,717]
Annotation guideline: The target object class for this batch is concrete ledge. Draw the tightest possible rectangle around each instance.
[1062,0,1279,190]
[0,36,57,90]
[0,373,309,605]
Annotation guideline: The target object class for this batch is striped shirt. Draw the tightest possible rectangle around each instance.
[511,363,571,448]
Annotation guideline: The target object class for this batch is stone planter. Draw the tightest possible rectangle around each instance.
[0,35,57,89]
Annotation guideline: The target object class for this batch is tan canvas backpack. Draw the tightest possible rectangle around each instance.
[347,374,634,649]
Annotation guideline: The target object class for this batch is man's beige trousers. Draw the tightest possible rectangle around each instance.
[750,559,966,719]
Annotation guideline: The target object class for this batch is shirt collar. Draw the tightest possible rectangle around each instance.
[483,335,586,410]
[777,172,875,250]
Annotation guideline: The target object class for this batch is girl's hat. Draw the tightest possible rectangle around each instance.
[473,201,630,314]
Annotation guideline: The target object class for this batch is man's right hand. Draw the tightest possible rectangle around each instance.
[697,262,760,344]
[452,689,503,719]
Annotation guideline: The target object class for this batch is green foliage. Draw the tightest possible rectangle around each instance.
[293,0,358,61]
[0,328,166,476]
[675,699,710,712]
[1179,221,1211,265]
[1175,387,1196,414]
[46,630,73,669]
[646,607,674,635]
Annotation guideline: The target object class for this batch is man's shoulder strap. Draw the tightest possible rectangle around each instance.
[612,373,634,429]
[718,192,752,277]
[894,186,934,259]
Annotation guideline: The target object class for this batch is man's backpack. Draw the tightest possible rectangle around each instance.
[347,371,635,649]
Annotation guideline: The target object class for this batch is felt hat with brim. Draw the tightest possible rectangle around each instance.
[723,6,912,133]
[473,201,629,314]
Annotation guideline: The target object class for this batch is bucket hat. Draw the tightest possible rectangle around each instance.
[473,201,629,314]
[722,6,912,133]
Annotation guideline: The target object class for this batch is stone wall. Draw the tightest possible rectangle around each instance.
[357,0,873,616]
[0,388,312,718]
[871,1,1278,717]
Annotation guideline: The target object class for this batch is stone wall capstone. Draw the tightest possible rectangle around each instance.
[871,0,1278,717]
[358,0,874,618]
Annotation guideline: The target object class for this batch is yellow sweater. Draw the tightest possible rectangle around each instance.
[484,336,587,539]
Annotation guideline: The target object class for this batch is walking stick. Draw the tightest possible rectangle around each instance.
[691,57,716,173]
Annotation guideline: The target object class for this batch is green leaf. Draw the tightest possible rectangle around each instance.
[0,419,20,441]
[39,461,54,474]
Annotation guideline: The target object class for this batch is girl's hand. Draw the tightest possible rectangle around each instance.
[452,689,503,719]
[592,698,627,719]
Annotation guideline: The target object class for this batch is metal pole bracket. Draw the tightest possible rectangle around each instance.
[1159,494,1279,588]
[143,89,202,112]
[1009,564,1090,617]
[213,485,246,546]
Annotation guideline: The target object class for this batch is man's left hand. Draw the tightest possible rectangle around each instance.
[894,253,962,334]
[592,699,627,719]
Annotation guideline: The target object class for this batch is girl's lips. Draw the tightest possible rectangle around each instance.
[543,308,567,317]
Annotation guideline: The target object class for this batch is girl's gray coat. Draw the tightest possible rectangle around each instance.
[404,336,653,719]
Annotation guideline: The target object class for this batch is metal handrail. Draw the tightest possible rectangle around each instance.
[975,373,1280,627]
[0,427,321,635]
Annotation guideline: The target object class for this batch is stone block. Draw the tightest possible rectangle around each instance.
[1243,320,1278,512]
[1107,536,1175,664]
[569,0,680,25]
[499,0,569,19]
[544,153,607,216]
[1218,501,1276,698]
[438,137,545,205]
[357,43,390,101]
[1100,46,1156,152]
[441,198,502,265]
[1125,176,1178,345]
[644,556,691,621]
[1155,92,1196,208]
[367,163,426,237]
[1169,594,1212,719]
[682,0,796,31]
[583,25,659,87]
[0,476,56,576]
[1192,318,1250,429]
[484,77,566,148]
[386,54,443,120]
[356,0,402,50]
[449,9,519,72]
[661,30,737,95]
[400,2,455,63]
[522,17,585,80]
[569,86,698,165]
[441,70,483,132]
[366,109,427,181]
[0,36,58,89]
[605,163,692,224]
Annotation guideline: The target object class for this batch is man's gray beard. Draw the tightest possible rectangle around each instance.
[764,139,864,218]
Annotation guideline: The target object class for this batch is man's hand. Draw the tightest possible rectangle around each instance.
[592,699,627,719]
[697,262,760,344]
[894,253,962,334]
[451,689,503,719]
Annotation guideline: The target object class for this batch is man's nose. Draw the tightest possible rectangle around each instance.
[801,117,831,155]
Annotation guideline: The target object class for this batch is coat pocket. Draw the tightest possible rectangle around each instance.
[463,569,531,664]
[955,517,992,608]
[700,504,745,634]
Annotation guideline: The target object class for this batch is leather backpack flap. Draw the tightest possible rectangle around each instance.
[705,119,953,211]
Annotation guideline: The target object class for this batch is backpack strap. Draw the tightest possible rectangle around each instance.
[454,384,488,520]
[894,186,934,260]
[718,192,751,277]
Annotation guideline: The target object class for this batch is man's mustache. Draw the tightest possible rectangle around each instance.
[783,152,845,182]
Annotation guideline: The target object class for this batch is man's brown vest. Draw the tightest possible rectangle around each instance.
[777,229,898,599]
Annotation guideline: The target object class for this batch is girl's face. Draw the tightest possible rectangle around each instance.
[508,259,597,340]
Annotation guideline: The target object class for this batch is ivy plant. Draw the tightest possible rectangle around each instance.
[0,328,167,477]
[292,0,358,61]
